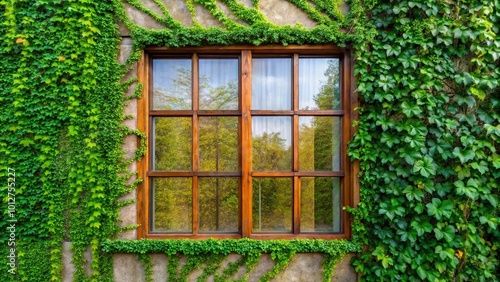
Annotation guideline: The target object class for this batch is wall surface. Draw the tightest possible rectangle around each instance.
[112,253,357,281]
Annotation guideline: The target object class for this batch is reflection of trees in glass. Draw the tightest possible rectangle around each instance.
[154,117,192,171]
[199,58,239,110]
[153,61,240,232]
[252,132,291,171]
[311,61,341,231]
[199,178,238,232]
[153,178,192,232]
[301,177,340,232]
[299,58,340,110]
[199,117,238,171]
[153,67,192,110]
[314,59,340,110]
[252,178,292,232]
[200,79,238,110]
[298,59,342,232]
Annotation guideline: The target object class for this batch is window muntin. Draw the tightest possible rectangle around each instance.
[143,48,353,239]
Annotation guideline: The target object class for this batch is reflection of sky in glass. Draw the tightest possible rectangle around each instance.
[252,117,292,147]
[199,59,238,110]
[252,58,291,110]
[299,58,339,110]
[299,116,341,171]
[153,59,192,110]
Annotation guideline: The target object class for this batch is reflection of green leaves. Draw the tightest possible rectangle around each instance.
[252,132,291,171]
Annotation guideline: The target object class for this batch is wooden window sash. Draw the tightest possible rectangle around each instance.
[139,46,354,239]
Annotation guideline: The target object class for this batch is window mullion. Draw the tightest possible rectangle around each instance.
[241,50,252,237]
[293,54,299,112]
[293,176,300,234]
[192,53,199,235]
[293,54,300,234]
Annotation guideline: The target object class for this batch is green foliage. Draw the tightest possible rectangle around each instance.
[0,241,51,282]
[103,238,360,281]
[349,0,500,280]
[0,0,138,280]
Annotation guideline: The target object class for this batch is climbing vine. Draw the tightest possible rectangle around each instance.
[1,0,130,281]
[349,0,500,280]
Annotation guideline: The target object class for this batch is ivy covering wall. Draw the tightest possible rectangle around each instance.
[349,0,500,280]
[0,0,498,281]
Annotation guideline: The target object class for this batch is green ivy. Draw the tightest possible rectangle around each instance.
[349,0,500,280]
[0,241,51,282]
[1,0,134,281]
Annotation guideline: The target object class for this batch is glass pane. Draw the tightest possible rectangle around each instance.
[252,178,292,232]
[252,58,292,110]
[199,117,238,171]
[199,59,238,110]
[152,59,192,110]
[199,178,239,232]
[252,117,292,171]
[299,58,340,110]
[152,178,192,232]
[301,177,341,232]
[299,117,341,171]
[153,117,192,171]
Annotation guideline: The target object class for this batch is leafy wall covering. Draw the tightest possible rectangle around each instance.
[0,0,498,281]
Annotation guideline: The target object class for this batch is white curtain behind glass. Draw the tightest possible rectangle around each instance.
[252,58,292,110]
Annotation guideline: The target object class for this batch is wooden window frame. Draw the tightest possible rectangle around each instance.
[137,45,358,240]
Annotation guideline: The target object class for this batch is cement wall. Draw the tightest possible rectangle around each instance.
[112,253,357,282]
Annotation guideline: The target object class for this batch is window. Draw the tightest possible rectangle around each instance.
[138,46,356,239]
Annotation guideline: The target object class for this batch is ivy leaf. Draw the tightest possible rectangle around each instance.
[479,216,498,229]
[414,203,425,214]
[401,101,423,117]
[434,225,455,242]
[435,246,454,260]
[411,220,433,236]
[454,180,478,200]
[403,185,424,201]
[470,87,485,100]
[452,147,475,163]
[470,161,488,174]
[485,194,498,208]
[417,266,427,280]
[491,154,500,169]
[413,156,437,177]
[380,132,400,148]
[485,124,500,137]
[426,198,453,220]
[20,138,35,147]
